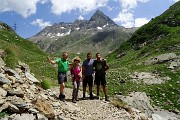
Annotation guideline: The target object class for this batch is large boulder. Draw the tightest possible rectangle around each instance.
[116,92,154,116]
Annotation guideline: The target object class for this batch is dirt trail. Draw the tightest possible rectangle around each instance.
[51,87,149,120]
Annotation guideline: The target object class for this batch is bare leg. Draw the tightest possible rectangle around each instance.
[83,82,86,99]
[97,85,100,96]
[60,82,65,94]
[102,85,109,101]
[102,85,107,96]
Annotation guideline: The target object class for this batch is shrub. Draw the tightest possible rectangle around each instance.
[41,79,51,90]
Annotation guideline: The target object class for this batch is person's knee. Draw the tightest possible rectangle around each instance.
[61,83,65,87]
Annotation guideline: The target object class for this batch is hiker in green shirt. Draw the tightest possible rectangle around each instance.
[48,52,70,102]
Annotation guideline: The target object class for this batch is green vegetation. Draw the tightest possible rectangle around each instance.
[0,22,57,81]
[41,79,51,89]
[106,1,180,112]
[0,111,8,119]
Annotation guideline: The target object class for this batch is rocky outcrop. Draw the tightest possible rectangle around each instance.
[116,92,180,120]
[131,72,171,84]
[143,53,180,71]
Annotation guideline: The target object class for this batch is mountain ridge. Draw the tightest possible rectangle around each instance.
[29,10,136,55]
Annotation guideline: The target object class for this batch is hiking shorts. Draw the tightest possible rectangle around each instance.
[94,74,106,86]
[58,72,67,84]
[83,75,93,87]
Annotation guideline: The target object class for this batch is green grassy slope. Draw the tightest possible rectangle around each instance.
[106,2,180,111]
[0,22,57,82]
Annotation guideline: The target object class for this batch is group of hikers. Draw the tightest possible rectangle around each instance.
[47,52,109,103]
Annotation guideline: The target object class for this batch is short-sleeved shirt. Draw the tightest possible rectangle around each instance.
[82,59,94,76]
[56,58,69,73]
[93,60,107,75]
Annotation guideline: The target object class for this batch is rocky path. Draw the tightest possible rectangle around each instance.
[51,87,150,120]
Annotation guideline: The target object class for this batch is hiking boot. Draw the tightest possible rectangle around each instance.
[82,93,86,100]
[89,92,93,100]
[96,95,100,99]
[59,94,62,100]
[61,94,65,102]
[105,95,109,101]
[76,98,79,101]
[72,99,76,103]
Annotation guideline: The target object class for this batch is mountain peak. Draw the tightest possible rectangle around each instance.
[89,10,117,26]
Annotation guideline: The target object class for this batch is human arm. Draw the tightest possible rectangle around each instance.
[47,56,56,64]
[78,66,82,77]
[82,65,85,79]
[105,61,109,71]
[68,63,73,71]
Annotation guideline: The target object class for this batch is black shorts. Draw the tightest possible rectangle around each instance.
[83,75,93,87]
[94,74,106,86]
[58,72,67,84]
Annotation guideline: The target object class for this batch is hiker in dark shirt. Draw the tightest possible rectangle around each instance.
[93,53,109,101]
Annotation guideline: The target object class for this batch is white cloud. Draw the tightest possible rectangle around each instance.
[134,18,150,27]
[0,0,48,18]
[50,0,108,15]
[114,0,150,28]
[31,19,51,29]
[78,15,84,20]
[113,12,134,28]
[170,0,180,2]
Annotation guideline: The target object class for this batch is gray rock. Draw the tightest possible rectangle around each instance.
[116,92,154,116]
[36,113,48,120]
[168,58,180,70]
[152,114,167,120]
[25,72,40,84]
[7,96,28,110]
[144,53,177,65]
[7,89,24,98]
[0,58,5,68]
[18,61,30,73]
[3,67,23,83]
[153,110,180,120]
[131,72,170,84]
[8,102,19,113]
[0,97,5,105]
[0,87,7,97]
[28,108,39,114]
[0,49,5,58]
[0,73,12,84]
[0,102,9,112]
[8,113,35,120]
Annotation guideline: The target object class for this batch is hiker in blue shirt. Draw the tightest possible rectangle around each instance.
[82,53,94,99]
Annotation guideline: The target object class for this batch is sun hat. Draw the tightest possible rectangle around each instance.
[73,56,81,62]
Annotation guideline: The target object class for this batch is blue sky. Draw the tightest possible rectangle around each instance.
[0,0,179,39]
